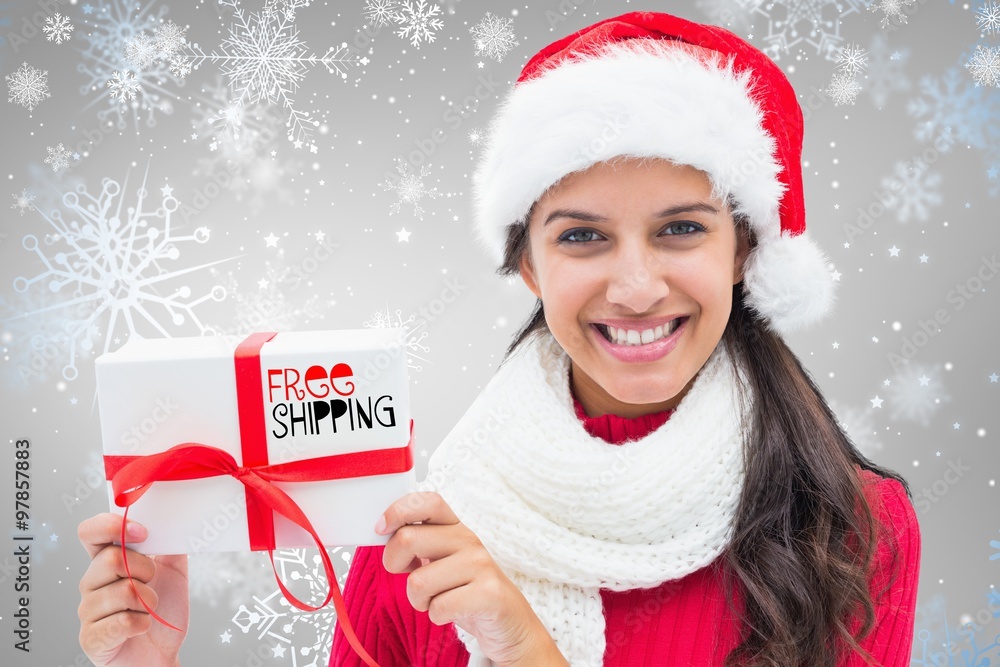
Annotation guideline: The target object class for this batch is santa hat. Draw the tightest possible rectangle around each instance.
[471,11,838,336]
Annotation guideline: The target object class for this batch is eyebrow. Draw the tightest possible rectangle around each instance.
[543,202,720,226]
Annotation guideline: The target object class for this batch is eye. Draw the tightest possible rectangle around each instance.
[556,228,603,244]
[662,221,705,236]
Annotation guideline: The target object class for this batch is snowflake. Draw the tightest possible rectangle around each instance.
[75,0,184,130]
[467,127,483,144]
[44,143,72,172]
[470,11,518,62]
[828,399,882,459]
[883,363,950,427]
[264,0,311,21]
[975,1,1000,36]
[230,548,352,667]
[10,189,36,216]
[43,12,74,44]
[180,0,361,149]
[749,0,868,62]
[864,32,911,110]
[5,62,51,112]
[153,20,187,59]
[965,44,1000,88]
[823,71,862,106]
[205,260,333,337]
[879,159,942,223]
[834,41,868,74]
[394,0,444,48]
[168,54,192,78]
[379,157,441,220]
[123,32,157,69]
[911,590,1000,666]
[11,165,229,381]
[363,0,400,27]
[363,305,430,372]
[868,0,917,30]
[107,70,141,102]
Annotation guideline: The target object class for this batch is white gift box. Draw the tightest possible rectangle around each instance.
[95,328,417,555]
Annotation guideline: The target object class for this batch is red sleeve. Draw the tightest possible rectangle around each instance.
[329,545,408,667]
[847,476,922,667]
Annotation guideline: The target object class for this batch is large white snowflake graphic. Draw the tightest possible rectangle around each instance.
[43,12,74,44]
[11,165,229,381]
[976,1,1000,36]
[363,0,400,28]
[363,305,430,372]
[11,189,36,216]
[823,70,863,106]
[179,0,362,150]
[470,11,518,62]
[44,143,72,172]
[5,61,51,112]
[749,0,868,61]
[394,0,444,48]
[107,70,141,102]
[379,157,441,220]
[965,44,1000,88]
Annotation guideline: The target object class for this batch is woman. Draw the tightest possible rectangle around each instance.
[77,11,920,667]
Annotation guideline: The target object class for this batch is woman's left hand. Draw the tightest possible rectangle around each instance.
[376,491,568,667]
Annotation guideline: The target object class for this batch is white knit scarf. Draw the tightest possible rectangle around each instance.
[415,330,752,667]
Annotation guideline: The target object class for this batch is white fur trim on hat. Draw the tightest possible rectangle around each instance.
[742,231,838,335]
[472,38,785,266]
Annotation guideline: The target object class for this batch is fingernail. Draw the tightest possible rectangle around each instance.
[126,522,147,540]
[374,514,387,535]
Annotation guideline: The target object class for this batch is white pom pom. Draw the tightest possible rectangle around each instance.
[742,232,838,336]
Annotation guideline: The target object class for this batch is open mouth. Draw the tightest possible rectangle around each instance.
[594,317,689,346]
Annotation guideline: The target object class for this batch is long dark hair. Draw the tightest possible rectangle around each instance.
[494,202,912,667]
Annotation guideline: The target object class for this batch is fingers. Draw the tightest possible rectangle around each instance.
[383,523,479,574]
[78,576,160,624]
[80,544,157,594]
[377,492,460,537]
[404,554,475,614]
[80,610,154,658]
[78,513,147,560]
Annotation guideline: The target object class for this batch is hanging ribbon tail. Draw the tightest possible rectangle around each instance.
[119,504,184,632]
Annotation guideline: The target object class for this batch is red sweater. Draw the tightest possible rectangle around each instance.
[332,397,921,666]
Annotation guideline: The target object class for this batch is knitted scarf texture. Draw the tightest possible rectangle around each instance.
[416,330,752,666]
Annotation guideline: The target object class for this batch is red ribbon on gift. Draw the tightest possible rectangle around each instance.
[103,332,413,667]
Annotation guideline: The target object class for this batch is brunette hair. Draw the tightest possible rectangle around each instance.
[494,193,912,667]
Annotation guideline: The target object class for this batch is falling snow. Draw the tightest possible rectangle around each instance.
[965,44,1000,88]
[824,70,863,106]
[868,0,917,30]
[44,144,72,172]
[11,166,229,381]
[470,11,518,62]
[975,1,1000,36]
[107,70,141,102]
[43,12,74,44]
[379,157,441,220]
[10,189,36,216]
[5,62,51,112]
[180,0,361,148]
[394,0,444,48]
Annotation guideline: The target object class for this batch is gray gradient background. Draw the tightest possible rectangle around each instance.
[1,0,998,665]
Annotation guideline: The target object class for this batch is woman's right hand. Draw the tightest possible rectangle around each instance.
[77,513,190,667]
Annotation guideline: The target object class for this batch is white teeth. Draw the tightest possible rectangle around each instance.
[603,319,681,346]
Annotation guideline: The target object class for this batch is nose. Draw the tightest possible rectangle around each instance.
[604,240,670,313]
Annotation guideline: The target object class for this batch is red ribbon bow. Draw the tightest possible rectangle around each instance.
[103,332,412,667]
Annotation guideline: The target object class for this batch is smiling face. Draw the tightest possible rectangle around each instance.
[519,157,751,419]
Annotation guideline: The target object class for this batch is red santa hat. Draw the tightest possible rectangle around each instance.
[471,11,838,336]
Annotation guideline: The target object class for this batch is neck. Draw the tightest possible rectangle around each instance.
[570,362,692,419]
